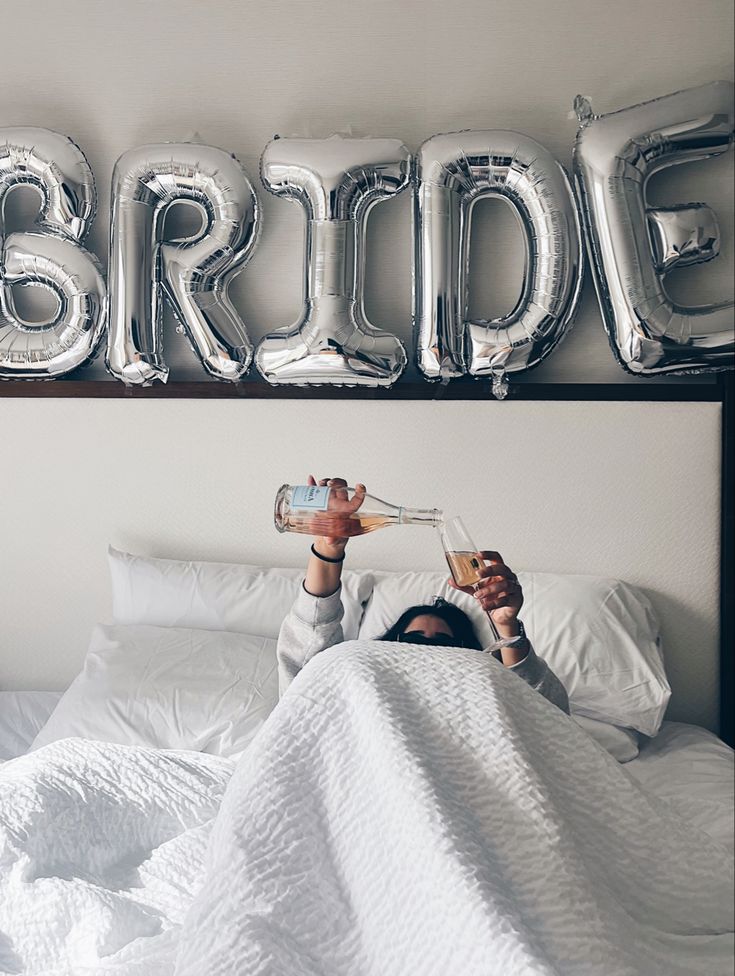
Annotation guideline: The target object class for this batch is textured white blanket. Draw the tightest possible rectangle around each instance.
[0,738,232,975]
[175,640,734,976]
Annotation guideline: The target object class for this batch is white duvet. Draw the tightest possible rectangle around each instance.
[1,641,733,976]
[175,641,733,976]
[0,738,233,975]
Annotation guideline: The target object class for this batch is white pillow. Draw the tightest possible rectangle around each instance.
[31,624,279,758]
[358,569,670,736]
[108,546,373,641]
[572,715,640,763]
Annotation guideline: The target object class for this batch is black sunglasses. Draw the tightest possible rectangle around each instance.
[396,596,466,647]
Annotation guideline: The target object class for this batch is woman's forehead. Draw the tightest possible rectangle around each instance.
[405,613,454,634]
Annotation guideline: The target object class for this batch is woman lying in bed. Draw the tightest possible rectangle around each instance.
[277,476,569,713]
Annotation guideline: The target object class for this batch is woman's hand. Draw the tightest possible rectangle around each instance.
[448,550,524,636]
[307,475,366,558]
[304,475,365,599]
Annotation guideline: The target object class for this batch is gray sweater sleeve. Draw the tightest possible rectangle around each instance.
[277,584,570,714]
[277,582,345,697]
[493,645,570,715]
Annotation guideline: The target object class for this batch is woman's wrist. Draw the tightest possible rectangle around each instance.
[305,539,346,599]
[313,539,347,559]
[493,617,521,640]
[310,542,345,564]
[499,644,529,667]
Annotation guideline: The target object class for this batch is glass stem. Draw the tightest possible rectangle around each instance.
[486,611,501,644]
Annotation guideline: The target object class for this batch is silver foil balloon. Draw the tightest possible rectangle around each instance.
[0,127,106,379]
[106,144,260,386]
[573,81,734,376]
[414,131,583,398]
[255,135,410,387]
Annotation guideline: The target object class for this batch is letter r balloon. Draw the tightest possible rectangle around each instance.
[255,136,410,387]
[106,144,260,386]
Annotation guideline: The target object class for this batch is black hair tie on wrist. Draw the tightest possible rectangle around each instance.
[310,542,345,564]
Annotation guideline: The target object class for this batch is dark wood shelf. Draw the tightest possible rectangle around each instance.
[0,379,725,401]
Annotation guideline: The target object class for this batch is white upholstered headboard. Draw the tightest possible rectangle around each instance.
[0,397,722,732]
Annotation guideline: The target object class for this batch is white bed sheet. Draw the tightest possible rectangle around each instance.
[625,721,734,851]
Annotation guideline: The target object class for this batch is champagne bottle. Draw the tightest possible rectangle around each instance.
[274,484,443,537]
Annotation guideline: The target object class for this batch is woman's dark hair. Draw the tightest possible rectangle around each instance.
[379,599,482,650]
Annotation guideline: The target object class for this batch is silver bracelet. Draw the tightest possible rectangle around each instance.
[487,620,529,653]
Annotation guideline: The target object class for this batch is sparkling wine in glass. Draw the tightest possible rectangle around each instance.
[439,515,502,648]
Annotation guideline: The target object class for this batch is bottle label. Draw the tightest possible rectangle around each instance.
[291,485,330,511]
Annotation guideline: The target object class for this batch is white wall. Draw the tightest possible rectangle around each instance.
[0,2,730,731]
[0,399,722,733]
[2,0,733,383]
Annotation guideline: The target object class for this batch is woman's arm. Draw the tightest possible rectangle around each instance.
[277,583,346,696]
[449,549,570,713]
[305,538,346,597]
[304,475,366,596]
[277,476,365,696]
[493,642,570,714]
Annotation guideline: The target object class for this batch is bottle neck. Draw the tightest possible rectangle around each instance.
[397,507,443,528]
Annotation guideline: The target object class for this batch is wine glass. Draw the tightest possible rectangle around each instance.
[439,515,504,651]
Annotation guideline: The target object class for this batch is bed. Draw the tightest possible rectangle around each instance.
[0,547,732,975]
